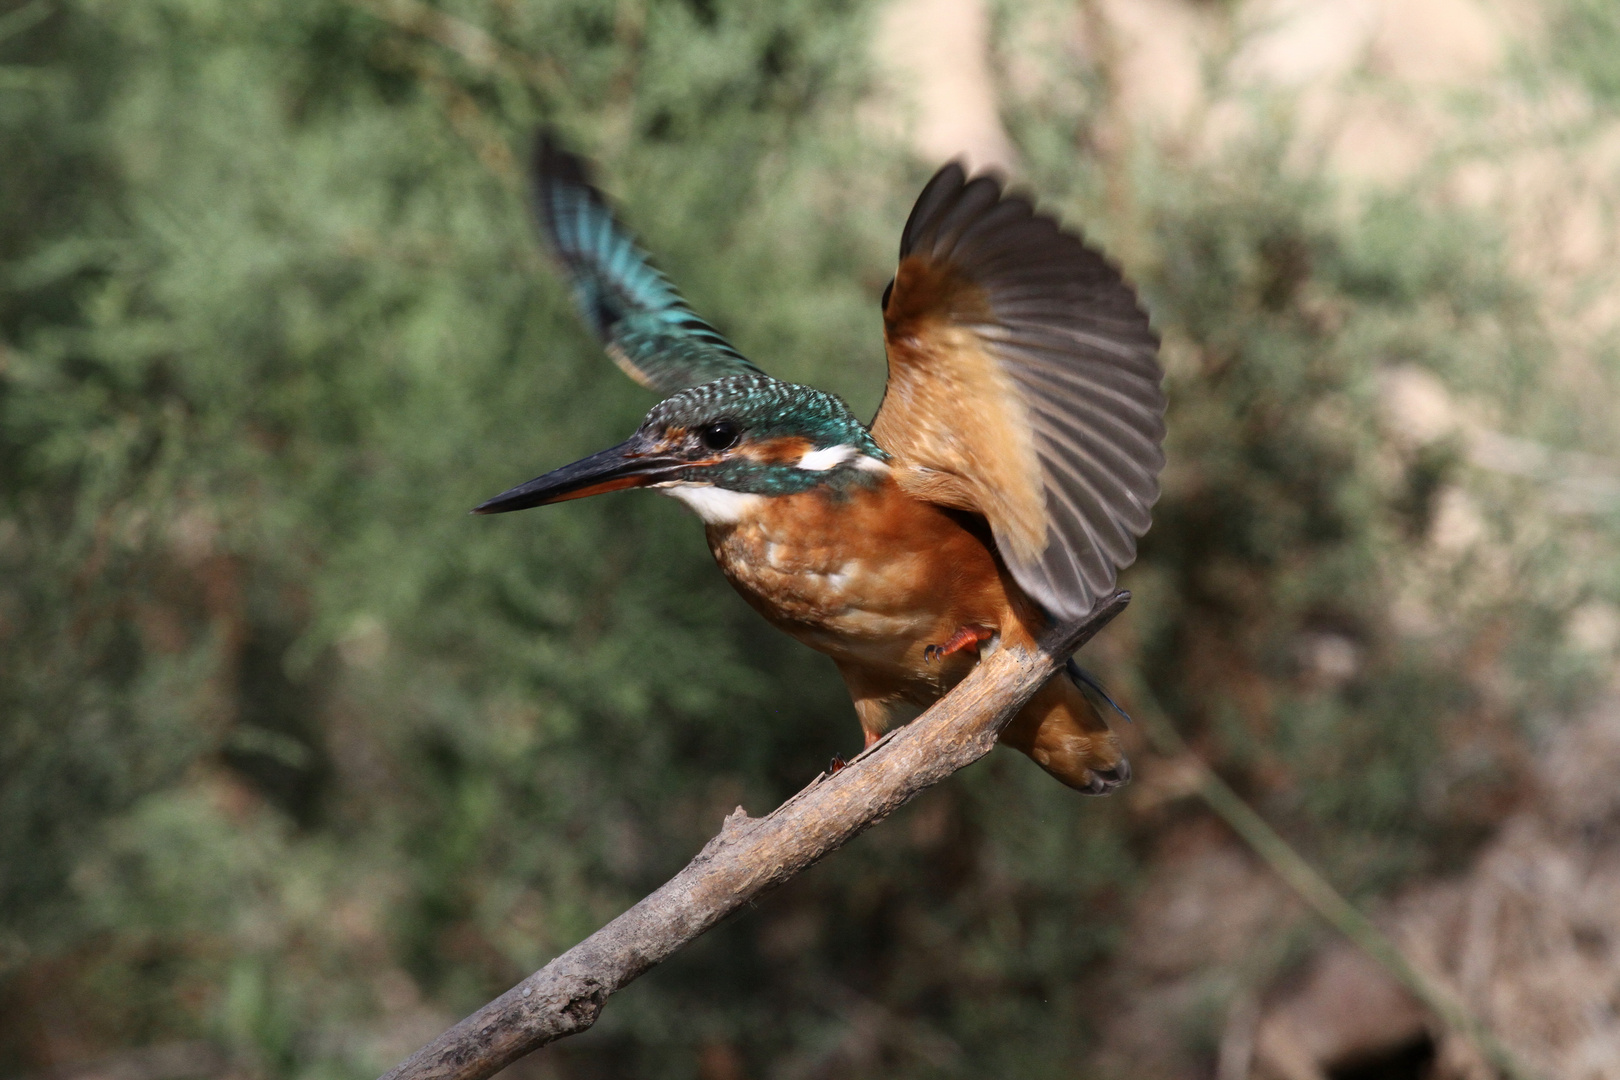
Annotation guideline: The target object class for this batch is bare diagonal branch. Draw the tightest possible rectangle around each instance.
[379,590,1131,1080]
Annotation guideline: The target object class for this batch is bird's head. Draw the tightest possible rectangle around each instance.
[473,374,888,523]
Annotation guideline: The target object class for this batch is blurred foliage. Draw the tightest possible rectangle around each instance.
[1550,0,1620,105]
[2,1,1619,1079]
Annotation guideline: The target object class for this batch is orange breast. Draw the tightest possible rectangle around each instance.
[703,478,1042,681]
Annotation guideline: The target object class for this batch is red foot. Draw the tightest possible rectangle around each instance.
[827,754,848,774]
[924,624,995,665]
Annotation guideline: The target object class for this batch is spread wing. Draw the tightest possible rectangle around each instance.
[532,134,764,394]
[872,164,1165,621]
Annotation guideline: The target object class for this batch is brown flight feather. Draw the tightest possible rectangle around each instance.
[871,164,1165,619]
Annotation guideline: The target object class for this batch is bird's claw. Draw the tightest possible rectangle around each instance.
[827,754,848,774]
[924,624,995,665]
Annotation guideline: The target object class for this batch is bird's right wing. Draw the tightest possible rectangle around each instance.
[532,134,764,394]
[871,164,1165,621]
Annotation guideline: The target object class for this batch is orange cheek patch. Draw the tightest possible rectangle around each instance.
[743,437,815,466]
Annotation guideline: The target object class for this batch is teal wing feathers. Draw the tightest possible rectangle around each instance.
[532,134,764,394]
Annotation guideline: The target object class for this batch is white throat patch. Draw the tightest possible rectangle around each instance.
[657,483,765,525]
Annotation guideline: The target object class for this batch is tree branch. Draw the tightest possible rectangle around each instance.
[379,590,1131,1080]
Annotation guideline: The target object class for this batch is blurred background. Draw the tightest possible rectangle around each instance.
[4,0,1620,1078]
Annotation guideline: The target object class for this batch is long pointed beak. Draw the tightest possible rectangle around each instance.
[472,439,686,514]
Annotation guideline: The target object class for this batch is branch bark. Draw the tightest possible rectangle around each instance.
[380,590,1131,1080]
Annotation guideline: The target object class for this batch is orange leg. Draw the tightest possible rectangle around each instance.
[924,623,995,665]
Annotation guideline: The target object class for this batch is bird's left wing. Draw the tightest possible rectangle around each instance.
[871,164,1165,621]
[532,134,764,394]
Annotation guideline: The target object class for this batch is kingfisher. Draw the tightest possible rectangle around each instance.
[475,134,1165,794]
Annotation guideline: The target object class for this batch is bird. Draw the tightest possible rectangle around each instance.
[474,133,1165,794]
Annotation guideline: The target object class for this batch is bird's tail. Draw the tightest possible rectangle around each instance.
[1066,658,1132,723]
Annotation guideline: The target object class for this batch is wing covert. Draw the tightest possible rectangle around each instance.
[532,134,763,394]
[872,164,1165,620]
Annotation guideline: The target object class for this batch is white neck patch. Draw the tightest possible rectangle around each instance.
[797,443,856,471]
[797,443,890,473]
[657,482,765,525]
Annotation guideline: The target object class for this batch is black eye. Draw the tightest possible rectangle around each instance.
[700,420,740,452]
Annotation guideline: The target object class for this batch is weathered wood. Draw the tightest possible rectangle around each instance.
[379,590,1130,1080]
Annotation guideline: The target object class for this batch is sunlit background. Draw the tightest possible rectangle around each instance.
[4,1,1620,1078]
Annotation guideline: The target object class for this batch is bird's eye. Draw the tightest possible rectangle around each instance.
[700,420,741,452]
